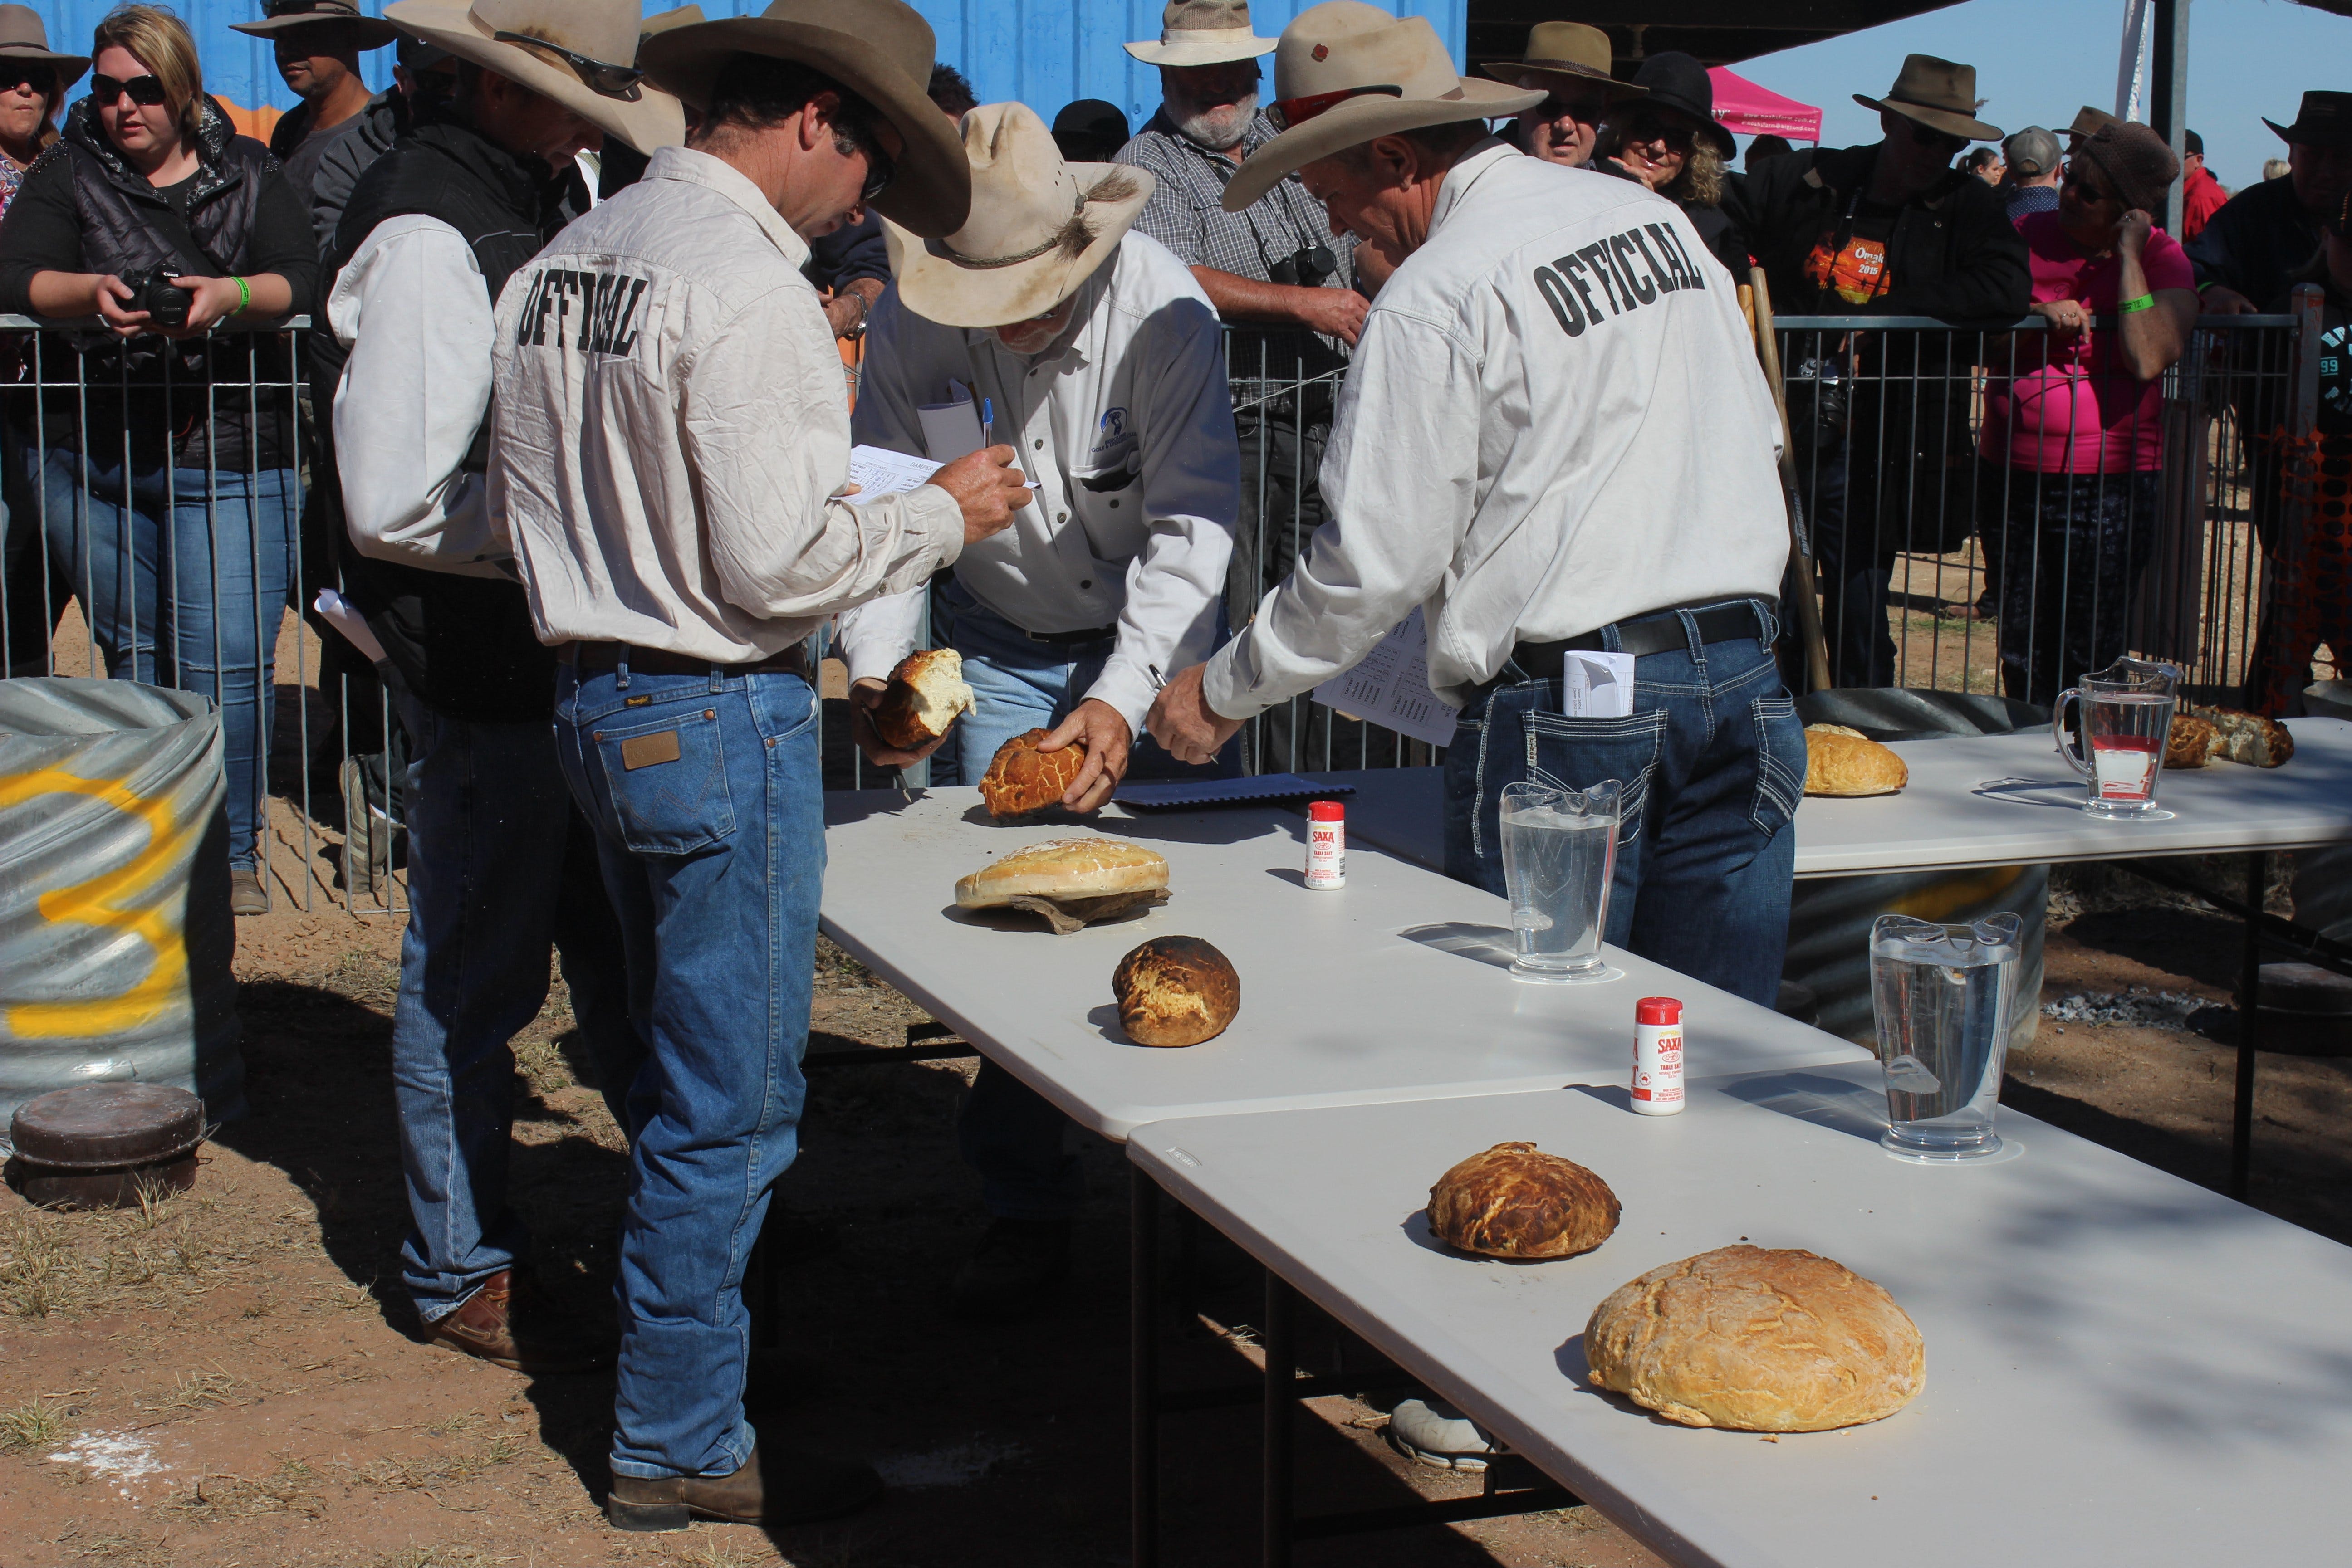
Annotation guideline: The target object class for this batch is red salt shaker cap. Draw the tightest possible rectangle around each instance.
[1637,996,1682,1025]
[1309,800,1346,821]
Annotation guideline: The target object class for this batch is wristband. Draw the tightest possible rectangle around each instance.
[232,275,250,314]
[2119,293,2154,314]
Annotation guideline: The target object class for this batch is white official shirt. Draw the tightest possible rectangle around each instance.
[837,232,1238,735]
[327,214,508,579]
[1202,141,1789,720]
[493,146,964,662]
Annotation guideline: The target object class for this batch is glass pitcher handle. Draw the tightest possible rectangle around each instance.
[2050,688,2090,777]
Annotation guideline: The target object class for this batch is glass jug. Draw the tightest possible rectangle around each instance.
[1869,913,2021,1160]
[1499,779,1622,983]
[2051,657,2181,820]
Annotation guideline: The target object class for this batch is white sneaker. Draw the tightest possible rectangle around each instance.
[1385,1396,1503,1472]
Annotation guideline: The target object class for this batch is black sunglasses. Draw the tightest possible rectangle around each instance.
[1266,83,1402,133]
[1906,120,1968,151]
[490,29,642,101]
[2061,165,2117,205]
[829,103,893,203]
[90,72,168,107]
[1620,111,1697,147]
[0,63,56,95]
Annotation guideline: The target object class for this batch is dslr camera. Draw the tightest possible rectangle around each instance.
[116,269,193,331]
[1268,243,1338,290]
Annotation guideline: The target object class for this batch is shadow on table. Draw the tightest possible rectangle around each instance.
[1707,1070,1890,1144]
[1971,776,2099,811]
[1398,922,1515,970]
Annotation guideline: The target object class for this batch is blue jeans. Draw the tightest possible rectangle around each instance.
[555,658,823,1482]
[930,576,1236,1221]
[41,449,296,867]
[1442,601,1804,1007]
[389,693,643,1321]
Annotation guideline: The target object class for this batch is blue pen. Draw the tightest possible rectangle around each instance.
[980,396,994,448]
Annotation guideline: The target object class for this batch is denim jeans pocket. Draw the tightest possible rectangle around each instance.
[1522,708,1670,836]
[1749,694,1806,835]
[591,703,736,855]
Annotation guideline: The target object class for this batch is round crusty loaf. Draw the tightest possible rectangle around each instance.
[1113,936,1240,1048]
[1427,1143,1620,1260]
[1585,1245,1924,1432]
[956,839,1168,908]
[980,728,1088,817]
[872,648,974,750]
[1803,725,1908,797]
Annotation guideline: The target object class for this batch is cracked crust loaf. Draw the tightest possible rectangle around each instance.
[1112,936,1240,1048]
[872,648,974,750]
[980,728,1088,817]
[1426,1142,1620,1260]
[1584,1245,1925,1431]
[955,839,1169,908]
[1802,725,1907,797]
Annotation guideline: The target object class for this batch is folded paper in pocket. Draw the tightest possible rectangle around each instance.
[1560,651,1636,718]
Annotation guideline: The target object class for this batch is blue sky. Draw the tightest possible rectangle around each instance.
[1729,0,2346,192]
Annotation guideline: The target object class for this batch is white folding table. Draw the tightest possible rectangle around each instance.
[1128,1062,2352,1566]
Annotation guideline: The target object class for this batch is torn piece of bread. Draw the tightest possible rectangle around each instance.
[871,648,974,750]
[2189,705,2295,767]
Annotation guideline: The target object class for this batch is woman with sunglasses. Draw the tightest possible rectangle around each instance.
[1977,122,2194,707]
[0,3,317,914]
[0,5,82,219]
[1594,52,1747,274]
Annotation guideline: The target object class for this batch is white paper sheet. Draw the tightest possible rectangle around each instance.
[846,445,944,500]
[313,586,387,666]
[917,382,984,463]
[1312,606,1462,748]
[1559,650,1637,718]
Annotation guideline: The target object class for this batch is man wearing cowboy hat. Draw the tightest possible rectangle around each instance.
[312,0,684,1383]
[491,0,1029,1529]
[1148,0,1800,1007]
[1478,20,1642,171]
[2189,91,2352,316]
[1728,53,2027,687]
[231,0,398,230]
[839,101,1239,1319]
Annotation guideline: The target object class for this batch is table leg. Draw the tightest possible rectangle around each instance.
[1132,1166,1161,1568]
[2232,849,2267,1201]
[1263,1268,1295,1568]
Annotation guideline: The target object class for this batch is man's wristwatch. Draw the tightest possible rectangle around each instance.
[842,290,871,340]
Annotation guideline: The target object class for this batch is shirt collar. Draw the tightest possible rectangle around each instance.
[1429,138,1518,235]
[645,144,811,270]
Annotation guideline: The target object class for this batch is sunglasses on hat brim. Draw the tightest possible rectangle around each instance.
[490,29,643,101]
[1267,83,1402,133]
[90,72,168,107]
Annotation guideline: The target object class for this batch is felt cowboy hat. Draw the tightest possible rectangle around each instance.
[1474,21,1642,103]
[638,0,970,238]
[1854,54,2001,144]
[1222,0,1540,213]
[2266,91,2352,151]
[0,5,87,89]
[231,0,397,47]
[2069,104,2118,139]
[1124,0,1275,69]
[886,101,1154,329]
[1622,49,1734,159]
[381,0,683,154]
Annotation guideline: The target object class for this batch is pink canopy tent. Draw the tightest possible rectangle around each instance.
[1708,67,1823,144]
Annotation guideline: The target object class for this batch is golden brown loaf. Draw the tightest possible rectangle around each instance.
[980,728,1089,817]
[871,648,974,750]
[1426,1142,1620,1259]
[2189,705,2295,767]
[1113,937,1240,1048]
[1803,725,1908,796]
[2164,713,2215,768]
[955,839,1169,908]
[1584,1245,1924,1432]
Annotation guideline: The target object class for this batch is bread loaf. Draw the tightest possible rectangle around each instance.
[871,648,974,750]
[2189,705,2294,767]
[980,728,1088,817]
[1113,936,1239,1048]
[1803,725,1907,797]
[956,839,1168,907]
[1585,1245,1924,1432]
[2164,713,2215,768]
[1427,1143,1620,1260]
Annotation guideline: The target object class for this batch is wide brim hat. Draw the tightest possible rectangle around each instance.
[887,102,1154,328]
[383,0,682,155]
[0,4,88,87]
[1854,52,2001,143]
[1124,0,1276,67]
[1625,49,1733,158]
[639,0,969,238]
[229,0,397,47]
[1224,0,1540,213]
[2266,91,2352,151]
[1474,21,1643,104]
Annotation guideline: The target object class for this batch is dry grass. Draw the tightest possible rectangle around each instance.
[0,1395,69,1453]
[0,1190,229,1321]
[167,1457,330,1522]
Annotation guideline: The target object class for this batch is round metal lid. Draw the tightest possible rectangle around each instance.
[2259,962,2352,1016]
[9,1084,206,1169]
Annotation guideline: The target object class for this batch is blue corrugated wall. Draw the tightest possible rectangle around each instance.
[29,0,1465,131]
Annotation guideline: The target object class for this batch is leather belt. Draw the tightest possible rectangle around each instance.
[1026,624,1118,645]
[565,640,813,680]
[1513,601,1774,678]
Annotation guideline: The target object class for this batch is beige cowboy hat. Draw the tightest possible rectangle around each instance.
[0,4,86,88]
[1124,0,1275,68]
[886,101,1154,329]
[230,0,397,49]
[1473,21,1642,104]
[1222,0,1539,213]
[1853,54,2001,143]
[381,0,682,154]
[639,0,970,239]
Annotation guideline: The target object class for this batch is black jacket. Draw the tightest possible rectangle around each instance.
[2186,175,2322,310]
[312,117,580,722]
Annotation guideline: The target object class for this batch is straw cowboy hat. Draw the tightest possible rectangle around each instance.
[1124,0,1275,69]
[1474,21,1642,104]
[382,0,683,154]
[885,101,1155,329]
[230,0,397,49]
[0,5,87,89]
[1222,0,1540,213]
[639,0,971,239]
[1853,54,2001,144]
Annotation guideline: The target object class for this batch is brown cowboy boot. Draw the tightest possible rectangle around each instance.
[425,1269,612,1374]
[608,1441,884,1532]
